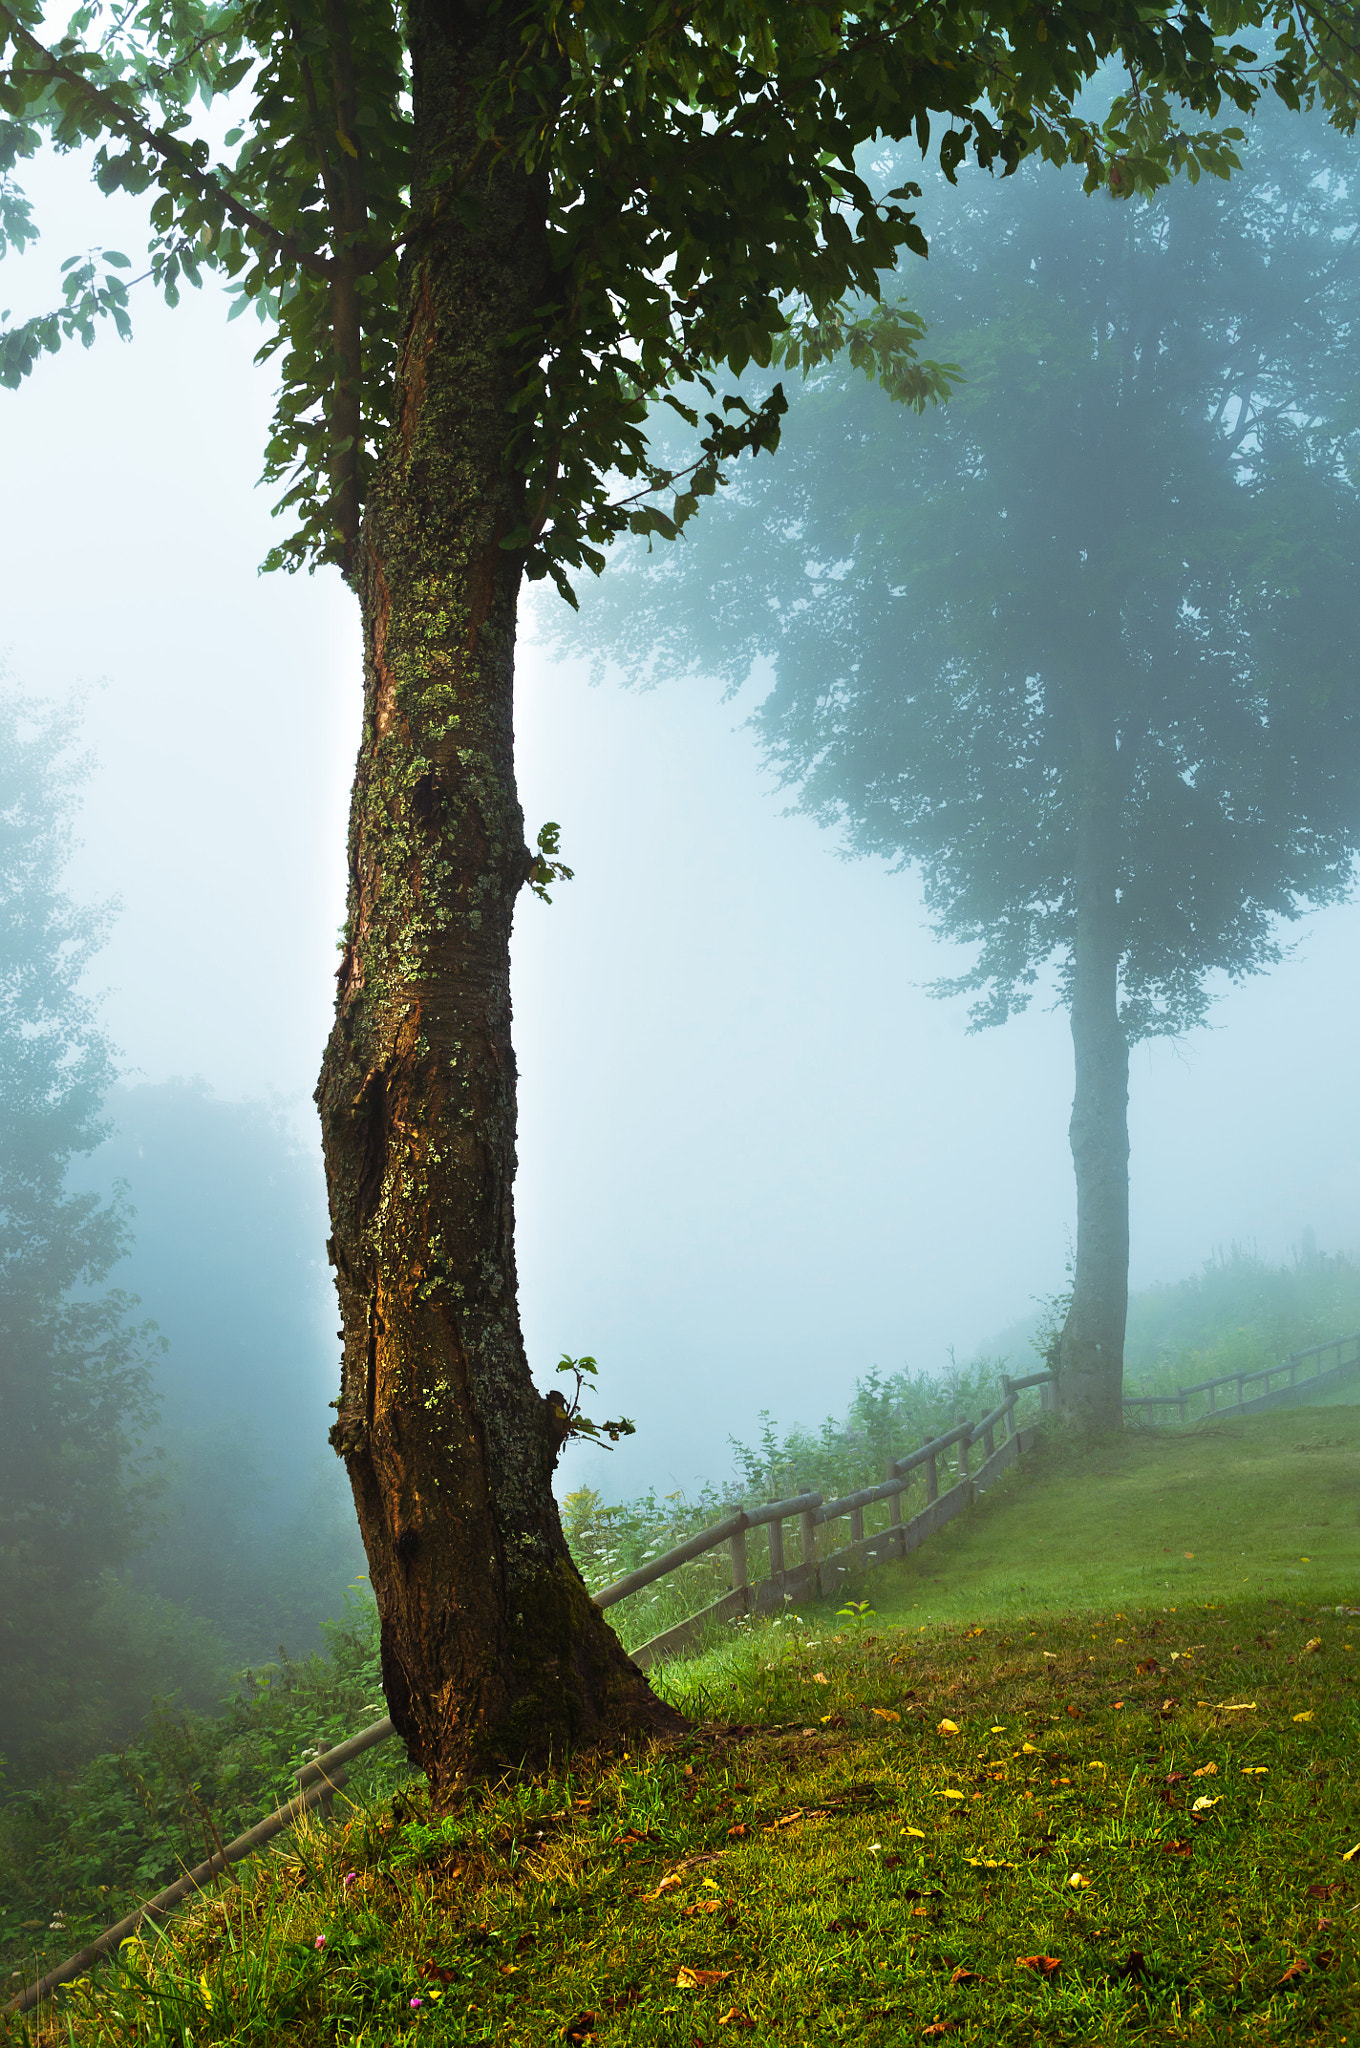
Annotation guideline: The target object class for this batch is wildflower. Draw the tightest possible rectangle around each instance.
[343,1871,358,1889]
[410,1996,423,2009]
[314,1936,326,1950]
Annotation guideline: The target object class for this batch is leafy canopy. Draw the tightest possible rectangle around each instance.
[0,0,1339,594]
[557,102,1360,1039]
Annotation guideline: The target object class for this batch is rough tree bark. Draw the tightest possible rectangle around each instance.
[1057,696,1130,1428]
[315,0,679,1799]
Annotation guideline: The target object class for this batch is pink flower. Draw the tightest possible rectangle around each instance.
[343,1871,358,1889]
[409,1997,423,2009]
[314,1936,326,1950]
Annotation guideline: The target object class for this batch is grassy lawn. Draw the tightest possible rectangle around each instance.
[10,1409,1359,2048]
[856,1403,1360,1632]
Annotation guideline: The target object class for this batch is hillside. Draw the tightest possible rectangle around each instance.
[8,1405,1357,2047]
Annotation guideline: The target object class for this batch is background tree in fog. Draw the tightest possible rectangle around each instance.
[85,1081,367,1665]
[4,0,1313,1786]
[0,688,165,1770]
[563,104,1360,1425]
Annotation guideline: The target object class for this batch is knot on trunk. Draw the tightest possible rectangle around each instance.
[329,1407,369,1457]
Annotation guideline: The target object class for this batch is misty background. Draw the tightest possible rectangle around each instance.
[3,116,1359,1686]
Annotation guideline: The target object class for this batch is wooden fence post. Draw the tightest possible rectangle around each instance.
[957,1421,970,1483]
[886,1459,904,1557]
[799,1500,818,1579]
[730,1520,748,1610]
[850,1504,865,1556]
[768,1516,785,1588]
[925,1451,938,1504]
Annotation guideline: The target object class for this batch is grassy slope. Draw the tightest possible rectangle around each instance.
[11,1408,1359,2048]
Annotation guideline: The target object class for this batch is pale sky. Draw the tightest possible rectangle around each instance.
[4,142,1358,1500]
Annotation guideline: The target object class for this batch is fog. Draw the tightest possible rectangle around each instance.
[4,131,1359,1543]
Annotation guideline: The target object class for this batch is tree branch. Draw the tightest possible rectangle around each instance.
[0,7,335,281]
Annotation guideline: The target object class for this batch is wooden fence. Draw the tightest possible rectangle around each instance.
[599,1390,1039,1669]
[1119,1328,1360,1426]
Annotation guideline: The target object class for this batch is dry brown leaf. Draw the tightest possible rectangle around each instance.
[726,1822,749,1838]
[1278,1959,1309,1987]
[1017,1955,1061,1978]
[949,1966,982,1986]
[563,2013,596,2044]
[717,2008,756,2031]
[921,2025,958,2039]
[1192,1762,1218,1778]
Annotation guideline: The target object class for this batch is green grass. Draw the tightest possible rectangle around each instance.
[852,1403,1360,1631]
[8,1409,1359,2048]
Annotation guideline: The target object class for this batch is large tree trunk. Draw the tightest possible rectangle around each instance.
[1057,700,1129,1428]
[315,0,678,1800]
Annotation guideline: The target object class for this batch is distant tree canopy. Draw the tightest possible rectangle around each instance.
[559,102,1360,1423]
[0,685,165,1771]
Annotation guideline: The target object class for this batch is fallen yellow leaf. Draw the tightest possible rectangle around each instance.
[676,1968,731,1990]
[1342,1844,1360,1863]
[901,1826,926,1838]
[1304,1638,1323,1655]
[1021,1742,1040,1753]
[936,1789,965,1801]
[871,1708,901,1723]
[1192,1763,1218,1778]
[937,1719,960,1737]
[1068,1872,1091,1888]
[1293,1711,1315,1724]
[1192,1796,1221,1812]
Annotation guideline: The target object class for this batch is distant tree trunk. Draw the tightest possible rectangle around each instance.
[314,0,679,1800]
[1057,698,1129,1428]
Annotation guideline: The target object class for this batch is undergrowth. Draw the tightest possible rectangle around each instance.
[0,1587,415,1997]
